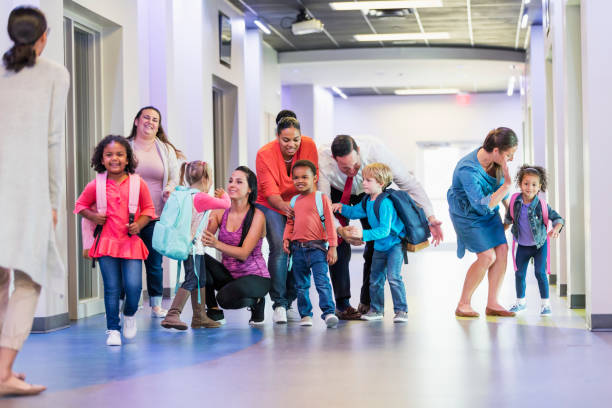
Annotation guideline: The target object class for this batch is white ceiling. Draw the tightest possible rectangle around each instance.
[279,47,525,93]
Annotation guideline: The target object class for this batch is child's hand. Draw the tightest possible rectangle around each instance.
[331,203,343,213]
[162,190,171,202]
[214,188,225,198]
[127,222,141,235]
[91,212,107,226]
[202,231,218,248]
[548,225,562,239]
[344,225,363,241]
[283,239,291,254]
[327,246,337,266]
[504,223,511,231]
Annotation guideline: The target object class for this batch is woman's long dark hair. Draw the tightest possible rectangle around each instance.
[3,7,47,72]
[482,127,518,181]
[235,166,258,248]
[127,106,185,159]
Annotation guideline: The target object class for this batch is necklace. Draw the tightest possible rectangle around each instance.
[283,157,293,163]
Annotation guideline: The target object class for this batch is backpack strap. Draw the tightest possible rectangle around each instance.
[290,195,299,209]
[315,191,329,250]
[509,192,520,272]
[95,172,108,215]
[539,195,551,275]
[126,174,141,236]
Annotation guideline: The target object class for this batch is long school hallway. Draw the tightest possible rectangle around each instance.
[8,245,609,407]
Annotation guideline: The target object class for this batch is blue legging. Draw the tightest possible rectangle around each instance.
[515,242,549,299]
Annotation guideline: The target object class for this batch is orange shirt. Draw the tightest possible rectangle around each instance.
[283,192,338,247]
[255,136,319,214]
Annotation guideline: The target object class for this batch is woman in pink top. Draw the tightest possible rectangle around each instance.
[75,136,156,347]
[201,166,271,327]
[127,106,183,317]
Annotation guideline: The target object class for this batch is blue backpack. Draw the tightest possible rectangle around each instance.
[360,188,430,263]
[152,186,208,302]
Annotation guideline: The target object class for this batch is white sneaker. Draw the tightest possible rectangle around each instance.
[286,306,301,322]
[151,306,168,318]
[123,315,137,339]
[393,311,408,323]
[324,314,339,328]
[300,316,313,326]
[106,330,122,346]
[273,306,287,324]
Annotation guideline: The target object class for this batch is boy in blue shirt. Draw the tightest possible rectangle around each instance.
[331,163,408,322]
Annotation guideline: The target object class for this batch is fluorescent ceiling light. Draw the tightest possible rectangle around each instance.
[520,13,529,29]
[331,86,348,99]
[507,76,516,96]
[525,0,531,4]
[355,32,450,41]
[330,1,443,10]
[254,20,271,35]
[394,88,459,95]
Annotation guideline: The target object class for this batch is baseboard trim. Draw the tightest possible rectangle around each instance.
[559,284,567,297]
[591,314,612,331]
[548,274,557,285]
[31,313,70,333]
[570,294,586,309]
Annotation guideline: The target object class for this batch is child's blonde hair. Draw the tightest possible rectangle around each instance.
[363,162,393,187]
[180,160,212,186]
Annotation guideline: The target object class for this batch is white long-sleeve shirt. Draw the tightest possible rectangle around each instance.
[317,135,434,218]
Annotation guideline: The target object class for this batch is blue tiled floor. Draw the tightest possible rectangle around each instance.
[6,248,612,407]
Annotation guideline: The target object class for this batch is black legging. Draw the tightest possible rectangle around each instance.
[204,254,271,310]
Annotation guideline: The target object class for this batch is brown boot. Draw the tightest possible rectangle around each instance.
[191,288,221,329]
[161,288,190,330]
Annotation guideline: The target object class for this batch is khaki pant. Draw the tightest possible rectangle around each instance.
[0,267,41,350]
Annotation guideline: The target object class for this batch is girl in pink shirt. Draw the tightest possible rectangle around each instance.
[161,160,230,330]
[75,135,156,347]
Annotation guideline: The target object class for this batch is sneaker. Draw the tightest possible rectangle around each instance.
[123,315,137,339]
[249,298,265,327]
[540,305,552,316]
[361,311,384,321]
[300,316,313,326]
[286,306,301,322]
[324,314,339,328]
[106,330,122,346]
[393,311,408,323]
[273,306,287,324]
[151,306,168,318]
[208,308,226,325]
[509,303,527,313]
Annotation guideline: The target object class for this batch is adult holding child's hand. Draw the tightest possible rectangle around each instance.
[447,127,518,318]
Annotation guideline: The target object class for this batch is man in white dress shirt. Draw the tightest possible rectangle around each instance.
[318,135,443,317]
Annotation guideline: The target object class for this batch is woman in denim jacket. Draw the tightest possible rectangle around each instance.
[504,165,564,316]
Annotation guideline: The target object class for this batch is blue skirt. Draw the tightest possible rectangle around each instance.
[449,209,507,258]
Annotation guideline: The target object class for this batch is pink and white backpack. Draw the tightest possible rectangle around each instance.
[81,172,140,260]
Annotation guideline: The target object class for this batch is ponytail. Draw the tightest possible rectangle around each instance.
[179,162,188,186]
[3,7,47,73]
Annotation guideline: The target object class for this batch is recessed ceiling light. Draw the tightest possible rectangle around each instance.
[394,88,459,95]
[330,1,443,11]
[520,13,529,29]
[355,32,450,41]
[254,20,271,35]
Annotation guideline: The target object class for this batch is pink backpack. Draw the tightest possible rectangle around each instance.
[508,192,551,274]
[81,172,141,260]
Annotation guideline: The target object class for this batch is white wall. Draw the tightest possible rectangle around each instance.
[333,93,523,171]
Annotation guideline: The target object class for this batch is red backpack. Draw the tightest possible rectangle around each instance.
[508,192,551,274]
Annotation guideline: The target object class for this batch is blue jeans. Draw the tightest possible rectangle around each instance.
[515,242,549,299]
[291,245,335,319]
[180,255,206,291]
[139,220,164,307]
[370,243,408,314]
[256,204,296,309]
[98,257,143,331]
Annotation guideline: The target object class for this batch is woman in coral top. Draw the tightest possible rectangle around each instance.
[75,136,156,346]
[255,111,318,324]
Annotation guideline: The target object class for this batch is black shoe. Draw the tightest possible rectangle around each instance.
[249,298,265,327]
[207,308,226,325]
